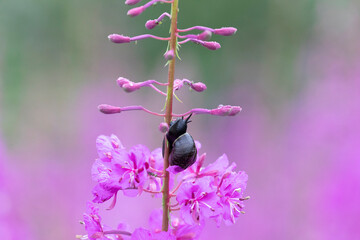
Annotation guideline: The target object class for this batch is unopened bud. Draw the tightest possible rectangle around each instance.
[122,82,140,93]
[98,104,121,114]
[108,34,131,43]
[210,105,241,116]
[201,41,221,50]
[214,27,237,36]
[158,122,169,133]
[125,0,143,5]
[190,82,207,92]
[117,77,131,87]
[127,6,145,17]
[145,20,158,30]
[197,30,212,41]
[173,79,184,90]
[164,49,175,60]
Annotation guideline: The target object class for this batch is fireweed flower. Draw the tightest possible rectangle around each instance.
[92,135,152,202]
[176,177,219,225]
[144,148,164,196]
[80,0,248,238]
[179,153,231,182]
[148,209,203,239]
[81,202,108,240]
[215,171,249,225]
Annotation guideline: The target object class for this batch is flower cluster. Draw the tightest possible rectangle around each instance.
[78,135,248,239]
[79,0,249,239]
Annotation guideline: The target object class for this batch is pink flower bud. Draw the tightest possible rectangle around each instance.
[122,82,141,92]
[214,27,237,36]
[127,6,145,17]
[173,79,184,90]
[145,20,158,29]
[210,105,242,116]
[164,49,174,60]
[197,30,212,41]
[108,34,131,43]
[125,0,143,5]
[98,104,121,114]
[117,77,131,87]
[201,41,221,50]
[190,82,207,92]
[158,122,169,133]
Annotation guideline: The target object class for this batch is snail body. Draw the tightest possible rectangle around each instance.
[162,114,197,170]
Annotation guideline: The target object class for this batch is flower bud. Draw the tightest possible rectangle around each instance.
[201,41,221,50]
[145,20,158,30]
[158,122,169,133]
[214,27,237,36]
[164,49,175,60]
[127,6,145,17]
[190,82,207,92]
[173,79,184,91]
[98,104,121,114]
[122,82,140,93]
[108,34,131,43]
[197,30,212,41]
[117,77,131,87]
[210,105,242,116]
[125,0,142,5]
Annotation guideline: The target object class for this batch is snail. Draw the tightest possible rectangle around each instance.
[162,114,197,170]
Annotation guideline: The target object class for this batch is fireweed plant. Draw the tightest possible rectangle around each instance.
[78,0,249,239]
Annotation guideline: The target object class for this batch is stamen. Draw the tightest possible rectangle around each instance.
[106,191,118,210]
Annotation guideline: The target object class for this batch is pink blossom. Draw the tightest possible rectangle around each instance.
[179,153,230,182]
[131,228,175,240]
[83,202,108,240]
[216,171,248,225]
[176,177,219,224]
[116,145,151,191]
[148,209,203,239]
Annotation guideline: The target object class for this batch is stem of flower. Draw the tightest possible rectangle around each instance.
[162,0,179,232]
[170,179,184,195]
[143,188,163,194]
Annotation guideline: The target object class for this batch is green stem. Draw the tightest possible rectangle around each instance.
[162,0,179,232]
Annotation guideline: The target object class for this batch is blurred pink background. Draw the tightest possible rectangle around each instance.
[1,0,359,239]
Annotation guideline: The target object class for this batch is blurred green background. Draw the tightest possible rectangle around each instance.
[0,0,315,146]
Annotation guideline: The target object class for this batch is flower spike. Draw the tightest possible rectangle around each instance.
[83,0,248,238]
